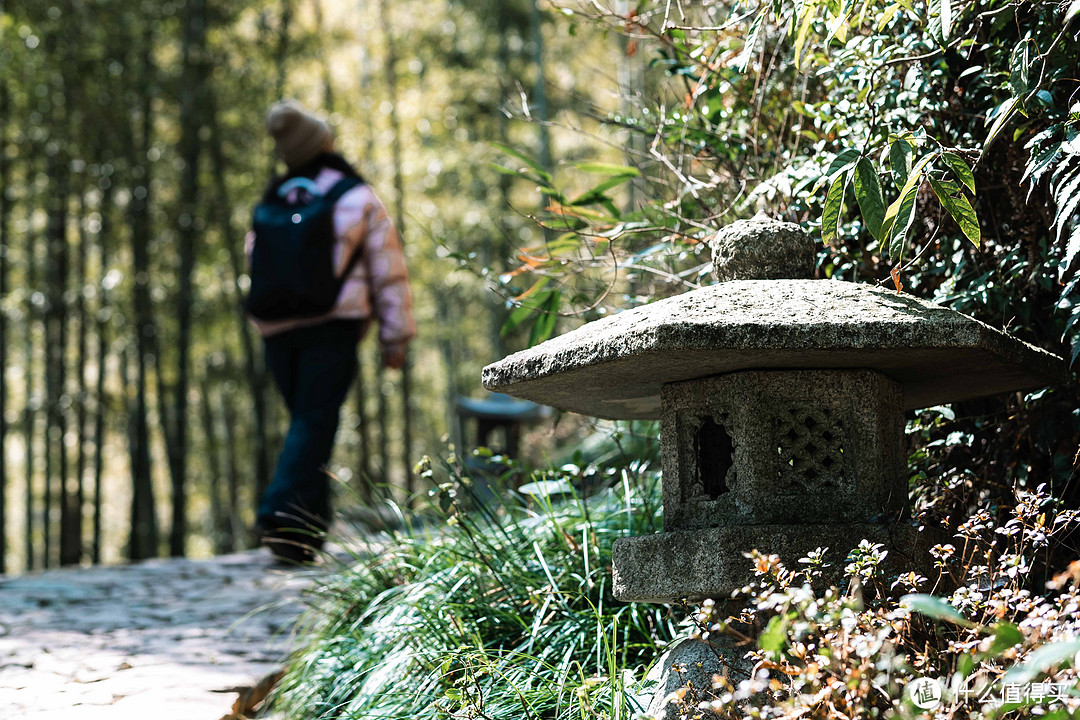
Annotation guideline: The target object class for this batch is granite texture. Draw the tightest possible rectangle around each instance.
[611,522,948,603]
[660,370,906,530]
[710,217,815,283]
[638,637,752,720]
[482,279,1064,419]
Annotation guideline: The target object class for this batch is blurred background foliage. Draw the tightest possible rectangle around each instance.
[0,0,643,571]
[0,0,1077,573]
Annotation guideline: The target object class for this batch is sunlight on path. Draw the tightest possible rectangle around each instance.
[0,550,319,719]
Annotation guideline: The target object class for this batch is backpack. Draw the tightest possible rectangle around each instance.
[246,176,364,321]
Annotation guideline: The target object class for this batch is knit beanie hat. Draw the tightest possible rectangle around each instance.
[266,100,333,169]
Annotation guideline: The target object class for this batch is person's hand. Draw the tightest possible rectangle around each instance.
[382,344,407,370]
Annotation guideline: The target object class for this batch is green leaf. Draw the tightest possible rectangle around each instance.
[1001,639,1080,685]
[574,162,641,177]
[502,280,551,337]
[941,152,975,193]
[890,139,913,190]
[853,157,887,241]
[793,0,820,69]
[735,10,766,72]
[882,153,931,256]
[901,594,974,626]
[986,622,1024,658]
[528,290,561,346]
[1067,0,1080,22]
[492,141,553,184]
[1010,39,1033,96]
[821,173,847,244]
[759,614,789,659]
[939,0,952,41]
[983,96,1022,155]
[956,652,976,679]
[826,148,861,178]
[929,176,981,248]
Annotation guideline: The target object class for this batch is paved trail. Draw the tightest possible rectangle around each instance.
[0,550,322,720]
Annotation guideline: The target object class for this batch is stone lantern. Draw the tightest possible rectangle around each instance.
[482,218,1064,606]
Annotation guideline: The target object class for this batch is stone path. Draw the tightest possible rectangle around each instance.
[0,549,323,720]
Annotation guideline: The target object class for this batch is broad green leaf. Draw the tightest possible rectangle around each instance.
[939,0,952,41]
[890,139,914,190]
[1001,639,1080,685]
[826,148,861,178]
[941,152,975,193]
[983,96,1022,154]
[528,290,561,346]
[1010,39,1033,96]
[502,281,551,337]
[853,157,887,241]
[900,594,974,626]
[985,622,1024,658]
[793,0,820,69]
[574,162,641,178]
[569,174,636,206]
[929,176,981,247]
[883,153,931,233]
[492,141,553,184]
[956,652,976,679]
[821,173,848,244]
[759,614,788,659]
[886,180,920,260]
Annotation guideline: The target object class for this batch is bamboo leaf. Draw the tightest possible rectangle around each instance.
[492,141,553,184]
[901,594,973,626]
[735,10,766,72]
[821,172,847,244]
[853,157,887,241]
[939,0,952,41]
[574,162,641,177]
[929,176,981,247]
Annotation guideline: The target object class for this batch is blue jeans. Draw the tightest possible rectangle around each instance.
[257,320,362,535]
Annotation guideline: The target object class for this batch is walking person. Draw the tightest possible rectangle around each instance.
[247,100,415,563]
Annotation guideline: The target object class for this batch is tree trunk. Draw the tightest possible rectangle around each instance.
[169,0,209,558]
[22,160,38,572]
[205,90,272,514]
[0,62,9,574]
[220,380,242,550]
[358,40,383,493]
[91,179,113,565]
[273,0,293,103]
[529,0,553,182]
[314,0,335,112]
[65,188,90,566]
[198,368,228,554]
[377,0,415,500]
[45,33,71,567]
[127,23,159,561]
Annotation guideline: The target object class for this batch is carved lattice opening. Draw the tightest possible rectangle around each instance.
[775,407,845,491]
[695,416,733,499]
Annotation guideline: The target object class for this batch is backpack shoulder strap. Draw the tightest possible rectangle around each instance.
[322,176,365,205]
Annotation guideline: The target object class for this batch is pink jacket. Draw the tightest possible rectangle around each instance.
[246,167,416,349]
